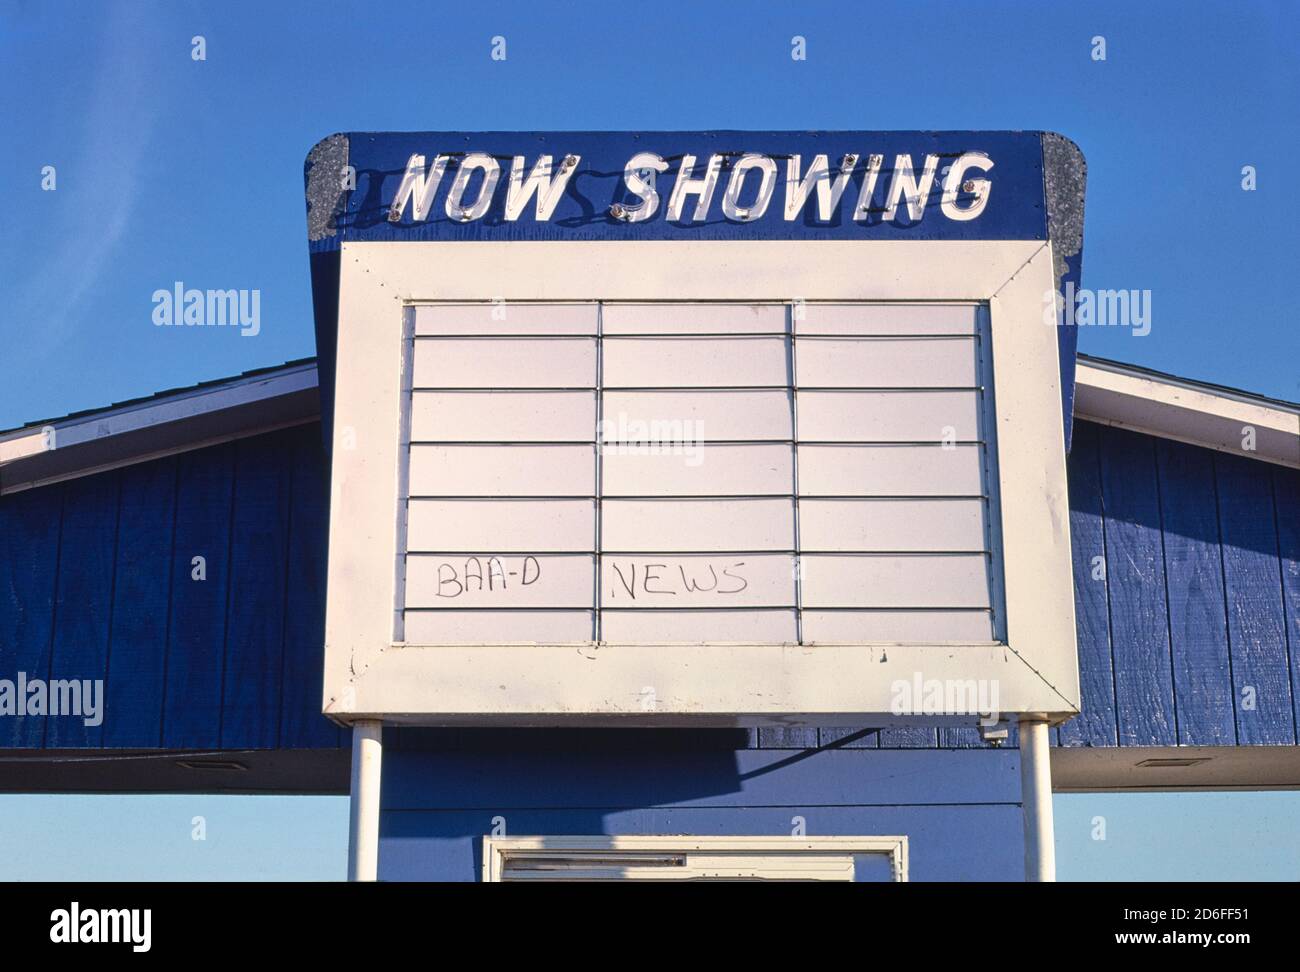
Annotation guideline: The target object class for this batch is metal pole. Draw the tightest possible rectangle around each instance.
[1019,716,1056,882]
[347,720,383,882]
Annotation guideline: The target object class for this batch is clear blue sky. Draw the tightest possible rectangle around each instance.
[1,791,1299,881]
[0,0,1298,880]
[1,0,1297,428]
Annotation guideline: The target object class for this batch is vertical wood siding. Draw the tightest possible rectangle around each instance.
[1276,464,1300,734]
[1053,421,1298,749]
[1155,439,1235,745]
[0,424,342,750]
[0,487,62,747]
[1058,421,1117,746]
[0,417,1294,752]
[102,458,176,747]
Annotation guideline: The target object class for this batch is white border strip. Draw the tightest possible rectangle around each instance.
[482,834,909,882]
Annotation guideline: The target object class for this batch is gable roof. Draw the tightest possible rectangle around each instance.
[0,360,319,494]
[1075,354,1299,469]
[1,353,1295,494]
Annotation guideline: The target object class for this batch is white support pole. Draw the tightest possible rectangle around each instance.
[1019,716,1056,882]
[347,720,384,882]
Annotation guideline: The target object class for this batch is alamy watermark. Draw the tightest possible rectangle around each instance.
[0,672,103,726]
[50,902,150,952]
[597,412,705,466]
[890,673,1000,724]
[1044,282,1151,336]
[152,281,260,336]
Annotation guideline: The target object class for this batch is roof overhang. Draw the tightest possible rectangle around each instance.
[1054,745,1300,792]
[0,353,1292,495]
[0,362,320,495]
[0,749,348,795]
[1075,356,1300,469]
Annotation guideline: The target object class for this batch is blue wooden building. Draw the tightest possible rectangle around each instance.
[1,353,1295,880]
[1,131,1297,881]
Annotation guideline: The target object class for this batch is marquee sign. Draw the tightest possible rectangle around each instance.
[386,145,999,228]
[311,130,1059,240]
[305,131,1084,727]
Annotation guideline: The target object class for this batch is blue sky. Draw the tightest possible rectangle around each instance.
[1,0,1297,428]
[0,0,1298,880]
[1,790,1298,881]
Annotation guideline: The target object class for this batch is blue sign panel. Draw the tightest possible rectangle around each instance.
[307,131,1056,247]
[304,130,1084,447]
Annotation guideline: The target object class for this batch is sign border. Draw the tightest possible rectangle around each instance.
[322,239,1078,726]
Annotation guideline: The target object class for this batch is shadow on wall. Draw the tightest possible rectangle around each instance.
[380,727,749,879]
[377,727,1027,881]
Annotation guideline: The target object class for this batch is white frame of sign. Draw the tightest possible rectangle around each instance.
[323,240,1079,727]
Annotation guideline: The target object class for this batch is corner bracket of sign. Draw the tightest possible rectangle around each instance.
[322,637,428,723]
[988,240,1053,302]
[996,639,1082,721]
[344,245,409,303]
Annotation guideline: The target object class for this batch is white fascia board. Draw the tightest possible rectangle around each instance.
[0,363,320,493]
[1075,358,1300,468]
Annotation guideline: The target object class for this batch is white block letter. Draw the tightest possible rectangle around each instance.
[722,154,777,221]
[445,153,500,221]
[785,153,856,221]
[883,153,939,222]
[667,154,724,222]
[620,152,670,222]
[940,152,994,221]
[390,153,450,222]
[504,155,580,221]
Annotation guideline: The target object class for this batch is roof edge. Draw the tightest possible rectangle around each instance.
[0,362,320,495]
[1076,355,1299,469]
[2,352,1294,492]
